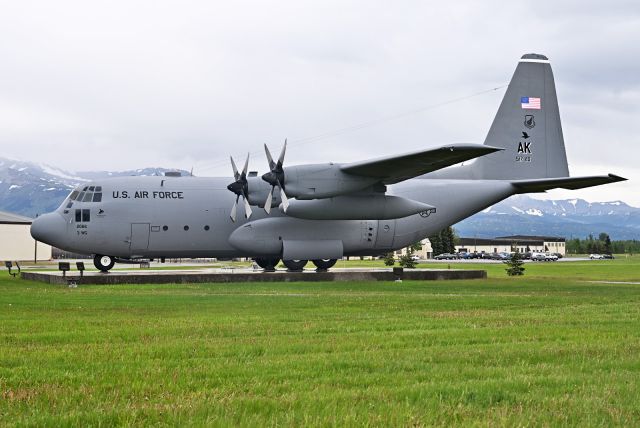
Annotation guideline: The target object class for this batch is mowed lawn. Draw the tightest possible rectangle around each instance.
[1,259,640,426]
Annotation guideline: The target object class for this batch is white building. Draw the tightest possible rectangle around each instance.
[0,211,52,262]
[395,238,434,260]
[456,235,566,256]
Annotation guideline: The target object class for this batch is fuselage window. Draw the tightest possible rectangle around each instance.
[82,209,90,222]
[75,209,81,222]
[82,192,94,202]
[204,225,210,231]
[66,202,73,209]
[93,193,102,202]
[70,191,79,200]
[88,186,95,191]
[184,225,189,231]
[77,191,86,201]
[82,186,88,191]
[162,225,168,231]
[95,186,102,192]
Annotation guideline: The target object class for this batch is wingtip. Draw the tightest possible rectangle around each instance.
[608,174,628,182]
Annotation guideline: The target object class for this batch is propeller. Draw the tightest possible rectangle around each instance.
[262,139,289,213]
[226,154,253,222]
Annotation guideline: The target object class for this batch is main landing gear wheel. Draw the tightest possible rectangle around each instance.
[283,259,308,271]
[255,257,280,272]
[312,259,337,271]
[94,254,115,272]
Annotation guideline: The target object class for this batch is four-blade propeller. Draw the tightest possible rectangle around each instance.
[262,140,289,213]
[226,154,252,222]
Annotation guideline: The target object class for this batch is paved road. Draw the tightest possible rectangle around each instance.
[422,257,593,264]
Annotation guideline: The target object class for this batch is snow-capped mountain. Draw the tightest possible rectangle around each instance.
[0,157,187,217]
[455,194,640,240]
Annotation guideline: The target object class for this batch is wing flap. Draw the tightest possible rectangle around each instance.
[512,174,627,193]
[340,143,502,184]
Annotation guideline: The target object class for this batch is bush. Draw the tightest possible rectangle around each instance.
[398,253,417,269]
[382,252,395,266]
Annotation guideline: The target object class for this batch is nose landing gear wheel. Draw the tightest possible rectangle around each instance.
[312,259,337,271]
[94,254,115,272]
[254,257,280,272]
[283,259,308,272]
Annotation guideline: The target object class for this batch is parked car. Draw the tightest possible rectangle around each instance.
[544,253,558,261]
[459,252,478,259]
[531,253,546,261]
[434,253,458,260]
[602,254,615,259]
[590,254,604,260]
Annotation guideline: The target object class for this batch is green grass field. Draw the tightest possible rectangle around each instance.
[2,258,640,426]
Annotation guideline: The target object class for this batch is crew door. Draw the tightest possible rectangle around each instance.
[375,220,396,248]
[130,223,150,253]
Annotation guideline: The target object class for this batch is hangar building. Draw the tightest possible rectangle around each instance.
[0,211,52,262]
[456,235,566,255]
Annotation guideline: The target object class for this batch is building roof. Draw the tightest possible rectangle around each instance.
[495,235,566,242]
[0,210,33,224]
[458,235,565,247]
[458,238,506,246]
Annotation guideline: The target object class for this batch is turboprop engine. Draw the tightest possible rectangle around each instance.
[283,195,435,220]
[282,164,379,199]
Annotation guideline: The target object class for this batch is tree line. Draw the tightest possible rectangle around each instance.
[428,227,457,256]
[565,233,640,255]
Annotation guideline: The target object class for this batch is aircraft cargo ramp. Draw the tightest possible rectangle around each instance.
[22,267,486,285]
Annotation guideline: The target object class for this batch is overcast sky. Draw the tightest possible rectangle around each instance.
[1,0,638,204]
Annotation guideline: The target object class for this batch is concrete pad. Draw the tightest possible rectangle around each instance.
[21,267,486,285]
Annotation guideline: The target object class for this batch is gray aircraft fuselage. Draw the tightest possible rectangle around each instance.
[34,175,513,259]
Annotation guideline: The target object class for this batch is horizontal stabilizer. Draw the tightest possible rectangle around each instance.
[341,143,502,184]
[512,174,627,193]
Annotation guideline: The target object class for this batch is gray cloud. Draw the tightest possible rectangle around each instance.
[0,0,637,204]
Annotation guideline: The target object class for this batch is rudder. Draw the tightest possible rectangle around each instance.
[473,53,570,179]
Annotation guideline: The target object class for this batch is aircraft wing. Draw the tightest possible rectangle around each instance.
[512,174,627,193]
[340,143,503,184]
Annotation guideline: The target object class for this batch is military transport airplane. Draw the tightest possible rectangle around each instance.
[31,54,625,272]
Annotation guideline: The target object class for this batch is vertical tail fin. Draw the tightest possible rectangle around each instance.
[473,53,569,179]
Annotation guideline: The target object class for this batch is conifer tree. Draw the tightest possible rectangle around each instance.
[504,251,525,276]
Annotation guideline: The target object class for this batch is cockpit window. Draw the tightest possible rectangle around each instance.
[69,185,102,204]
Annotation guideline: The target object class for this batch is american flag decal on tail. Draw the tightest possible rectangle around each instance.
[521,97,541,109]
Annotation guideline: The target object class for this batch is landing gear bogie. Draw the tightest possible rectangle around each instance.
[282,259,308,271]
[254,257,280,272]
[312,259,337,271]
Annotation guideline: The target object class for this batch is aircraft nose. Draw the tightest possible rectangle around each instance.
[31,213,67,247]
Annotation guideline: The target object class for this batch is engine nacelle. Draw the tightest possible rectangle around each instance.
[246,176,280,208]
[283,195,435,220]
[283,164,378,199]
